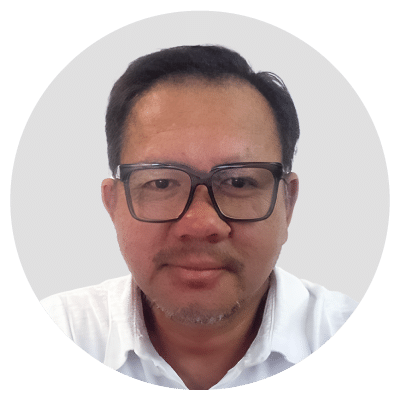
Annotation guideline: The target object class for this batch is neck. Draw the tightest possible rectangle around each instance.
[142,284,269,389]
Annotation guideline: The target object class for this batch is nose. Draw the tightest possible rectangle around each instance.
[172,185,232,243]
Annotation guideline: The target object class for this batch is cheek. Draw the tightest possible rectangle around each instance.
[113,211,166,282]
[117,221,158,274]
[235,222,285,262]
[112,188,162,275]
[233,200,289,271]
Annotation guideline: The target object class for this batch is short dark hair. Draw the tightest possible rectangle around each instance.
[106,45,299,177]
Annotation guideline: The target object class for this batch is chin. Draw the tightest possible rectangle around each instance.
[144,293,243,326]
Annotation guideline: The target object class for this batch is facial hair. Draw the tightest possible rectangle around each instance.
[142,244,246,325]
[142,290,243,325]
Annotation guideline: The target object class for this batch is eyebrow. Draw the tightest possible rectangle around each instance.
[131,156,253,169]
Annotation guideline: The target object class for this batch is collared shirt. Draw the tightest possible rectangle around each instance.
[40,267,358,389]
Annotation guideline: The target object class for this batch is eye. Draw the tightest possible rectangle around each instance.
[154,179,170,189]
[145,179,180,190]
[229,178,249,188]
[225,177,257,189]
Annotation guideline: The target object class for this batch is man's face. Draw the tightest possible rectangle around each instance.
[102,78,298,324]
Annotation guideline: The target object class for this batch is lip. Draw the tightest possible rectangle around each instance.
[171,263,227,271]
[164,258,230,272]
[154,247,243,275]
[167,265,227,289]
[161,259,230,288]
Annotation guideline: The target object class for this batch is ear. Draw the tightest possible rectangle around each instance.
[101,178,118,221]
[284,172,299,225]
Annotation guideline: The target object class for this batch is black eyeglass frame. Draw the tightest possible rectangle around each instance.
[117,162,285,223]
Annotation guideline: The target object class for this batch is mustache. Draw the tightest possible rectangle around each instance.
[152,245,244,274]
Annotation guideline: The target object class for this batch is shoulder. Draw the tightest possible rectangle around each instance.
[40,275,132,355]
[274,267,358,313]
[274,267,358,351]
[41,275,131,314]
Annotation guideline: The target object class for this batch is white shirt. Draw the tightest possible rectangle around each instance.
[40,267,357,389]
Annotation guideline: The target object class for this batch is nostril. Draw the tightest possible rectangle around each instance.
[208,233,219,243]
[179,234,191,242]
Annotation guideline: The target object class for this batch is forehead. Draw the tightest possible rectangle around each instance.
[121,77,281,166]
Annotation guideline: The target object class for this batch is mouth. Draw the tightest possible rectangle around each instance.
[167,261,228,271]
[167,259,230,271]
[154,247,244,279]
[165,264,228,289]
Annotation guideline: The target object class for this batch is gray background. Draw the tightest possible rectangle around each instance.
[11,11,389,302]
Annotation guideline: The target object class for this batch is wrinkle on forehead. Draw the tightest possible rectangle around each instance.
[129,77,276,129]
[121,77,281,163]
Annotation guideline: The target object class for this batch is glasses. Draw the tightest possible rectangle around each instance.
[116,162,284,223]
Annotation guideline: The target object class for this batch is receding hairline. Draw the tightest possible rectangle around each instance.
[106,45,300,177]
[122,74,279,148]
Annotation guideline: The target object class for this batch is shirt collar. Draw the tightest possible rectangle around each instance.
[103,267,312,371]
[270,267,312,363]
[103,276,161,370]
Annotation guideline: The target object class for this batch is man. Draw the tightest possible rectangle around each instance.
[41,45,357,390]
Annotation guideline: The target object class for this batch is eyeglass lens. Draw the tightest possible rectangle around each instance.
[127,167,276,221]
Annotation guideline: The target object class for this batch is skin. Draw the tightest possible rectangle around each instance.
[102,77,298,389]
